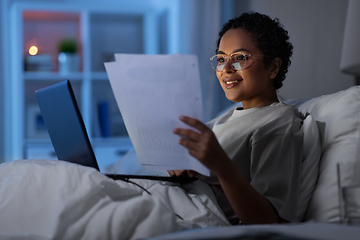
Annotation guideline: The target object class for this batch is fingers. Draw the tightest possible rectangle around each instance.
[178,115,210,133]
[173,116,212,142]
[178,136,202,152]
[187,170,197,178]
[174,170,185,177]
[172,115,223,172]
[173,128,202,142]
[167,170,197,178]
[167,170,186,177]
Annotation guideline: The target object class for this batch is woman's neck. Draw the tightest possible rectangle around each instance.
[241,95,279,109]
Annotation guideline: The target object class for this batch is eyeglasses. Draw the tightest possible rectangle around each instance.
[210,52,266,72]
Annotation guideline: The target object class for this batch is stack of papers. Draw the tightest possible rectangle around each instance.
[105,54,210,176]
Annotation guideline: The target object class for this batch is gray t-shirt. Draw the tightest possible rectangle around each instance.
[205,102,306,223]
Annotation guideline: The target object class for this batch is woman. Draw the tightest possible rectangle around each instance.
[168,12,316,225]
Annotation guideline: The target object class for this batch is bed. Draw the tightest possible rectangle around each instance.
[0,86,360,239]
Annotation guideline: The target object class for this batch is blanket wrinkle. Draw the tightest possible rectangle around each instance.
[0,159,229,240]
[128,179,230,227]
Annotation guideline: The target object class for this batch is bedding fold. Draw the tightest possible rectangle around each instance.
[0,159,229,240]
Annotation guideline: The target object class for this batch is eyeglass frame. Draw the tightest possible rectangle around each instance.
[210,51,267,72]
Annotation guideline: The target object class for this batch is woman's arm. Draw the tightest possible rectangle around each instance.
[215,158,280,224]
[173,115,280,224]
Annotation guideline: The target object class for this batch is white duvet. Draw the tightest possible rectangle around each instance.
[0,160,229,240]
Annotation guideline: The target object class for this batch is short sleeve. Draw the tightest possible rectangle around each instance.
[250,128,303,222]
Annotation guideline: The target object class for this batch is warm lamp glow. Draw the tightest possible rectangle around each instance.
[29,46,38,55]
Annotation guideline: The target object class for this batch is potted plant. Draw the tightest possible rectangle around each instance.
[58,38,77,53]
[57,38,80,74]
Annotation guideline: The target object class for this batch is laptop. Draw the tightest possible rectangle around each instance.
[35,80,196,183]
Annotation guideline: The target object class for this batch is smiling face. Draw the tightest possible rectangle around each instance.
[216,28,280,109]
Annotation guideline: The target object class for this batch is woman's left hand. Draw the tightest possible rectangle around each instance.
[167,170,197,178]
[173,115,229,173]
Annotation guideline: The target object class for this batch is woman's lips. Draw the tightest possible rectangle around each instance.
[224,79,242,89]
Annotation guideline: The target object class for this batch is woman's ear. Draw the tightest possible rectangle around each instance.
[269,57,282,80]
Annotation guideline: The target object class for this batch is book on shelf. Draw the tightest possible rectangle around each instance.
[25,54,53,72]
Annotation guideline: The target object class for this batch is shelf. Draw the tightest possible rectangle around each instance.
[25,138,51,145]
[24,71,84,81]
[6,1,167,161]
[92,136,133,147]
[23,71,111,81]
[91,71,109,80]
[23,11,81,73]
[90,13,143,71]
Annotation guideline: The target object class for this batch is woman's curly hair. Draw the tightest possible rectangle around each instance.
[216,12,293,90]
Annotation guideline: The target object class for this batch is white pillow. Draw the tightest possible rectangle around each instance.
[297,86,360,222]
[296,114,321,221]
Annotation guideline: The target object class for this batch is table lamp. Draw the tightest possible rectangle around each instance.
[340,0,360,85]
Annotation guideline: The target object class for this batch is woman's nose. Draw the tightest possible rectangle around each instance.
[222,60,236,73]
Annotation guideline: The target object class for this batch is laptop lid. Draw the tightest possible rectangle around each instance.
[35,80,100,170]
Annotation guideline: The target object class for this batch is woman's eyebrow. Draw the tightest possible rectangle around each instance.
[216,48,249,55]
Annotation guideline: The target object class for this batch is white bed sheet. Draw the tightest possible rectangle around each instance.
[0,159,229,240]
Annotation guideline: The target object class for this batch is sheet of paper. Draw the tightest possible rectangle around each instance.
[105,54,210,176]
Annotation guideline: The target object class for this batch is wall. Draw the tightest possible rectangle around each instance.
[234,0,354,100]
[178,0,224,120]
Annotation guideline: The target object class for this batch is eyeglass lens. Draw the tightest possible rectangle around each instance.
[211,53,250,72]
